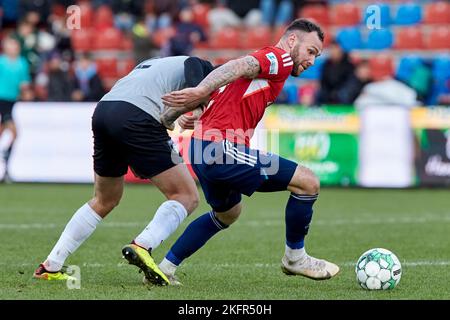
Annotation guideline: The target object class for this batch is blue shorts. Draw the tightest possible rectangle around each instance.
[189,138,298,212]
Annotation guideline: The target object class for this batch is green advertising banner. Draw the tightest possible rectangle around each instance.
[265,105,359,186]
[412,107,450,186]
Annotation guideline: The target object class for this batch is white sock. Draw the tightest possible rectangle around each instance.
[159,257,178,276]
[134,200,187,251]
[285,245,306,262]
[0,129,13,152]
[44,203,102,272]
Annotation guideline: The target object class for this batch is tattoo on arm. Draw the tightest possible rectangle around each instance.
[197,56,261,94]
[160,106,191,130]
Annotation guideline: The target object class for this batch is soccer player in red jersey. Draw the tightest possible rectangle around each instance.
[157,19,339,285]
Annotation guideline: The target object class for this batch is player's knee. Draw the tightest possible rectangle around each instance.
[216,203,242,226]
[89,196,120,217]
[186,193,200,214]
[304,174,320,195]
[102,198,121,212]
[289,167,320,195]
[170,190,199,215]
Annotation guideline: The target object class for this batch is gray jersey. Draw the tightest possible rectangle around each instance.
[100,56,189,122]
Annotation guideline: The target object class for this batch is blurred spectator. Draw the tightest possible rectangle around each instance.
[0,37,31,181]
[145,0,180,32]
[19,1,51,28]
[112,0,144,31]
[164,7,207,56]
[48,8,73,56]
[36,52,74,101]
[207,0,243,33]
[260,0,293,27]
[407,61,433,104]
[12,19,41,78]
[317,41,355,105]
[131,18,159,63]
[355,76,419,109]
[227,0,262,27]
[72,53,105,102]
[299,81,319,107]
[336,60,372,104]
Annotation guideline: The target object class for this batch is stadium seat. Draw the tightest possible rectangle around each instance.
[210,28,241,49]
[242,26,272,49]
[363,3,391,28]
[94,5,114,30]
[121,36,134,51]
[93,28,123,50]
[426,27,450,49]
[432,55,450,81]
[151,27,176,48]
[395,27,424,49]
[298,5,329,26]
[396,55,423,82]
[118,58,136,77]
[369,55,394,81]
[273,25,287,43]
[71,29,94,51]
[95,58,118,78]
[394,3,422,25]
[335,27,362,51]
[424,1,450,24]
[192,2,210,28]
[102,77,119,91]
[78,2,94,29]
[331,3,361,26]
[282,82,299,104]
[366,28,393,50]
[321,27,332,47]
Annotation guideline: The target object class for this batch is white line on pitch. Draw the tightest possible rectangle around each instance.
[3,261,450,268]
[1,215,449,229]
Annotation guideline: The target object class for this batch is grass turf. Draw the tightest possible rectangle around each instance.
[0,183,449,300]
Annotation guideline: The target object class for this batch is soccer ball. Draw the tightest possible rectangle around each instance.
[355,248,402,290]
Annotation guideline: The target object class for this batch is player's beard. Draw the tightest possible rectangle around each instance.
[290,44,302,77]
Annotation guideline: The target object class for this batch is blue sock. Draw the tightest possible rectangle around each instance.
[165,211,228,266]
[285,193,318,249]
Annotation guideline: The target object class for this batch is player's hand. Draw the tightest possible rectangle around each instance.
[178,108,203,130]
[162,87,209,109]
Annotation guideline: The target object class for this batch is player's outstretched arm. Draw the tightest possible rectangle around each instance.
[160,55,260,129]
[162,55,261,110]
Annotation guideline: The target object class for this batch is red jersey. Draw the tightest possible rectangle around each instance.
[193,46,293,146]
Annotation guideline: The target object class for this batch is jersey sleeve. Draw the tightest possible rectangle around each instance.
[249,47,293,81]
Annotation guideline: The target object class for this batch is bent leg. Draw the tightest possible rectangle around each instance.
[89,174,124,217]
[151,163,199,214]
[0,121,18,175]
[132,164,199,251]
[282,166,339,279]
[161,202,241,274]
[43,174,124,271]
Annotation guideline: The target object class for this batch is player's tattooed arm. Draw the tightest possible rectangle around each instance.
[160,55,260,129]
[162,56,260,109]
[197,55,261,93]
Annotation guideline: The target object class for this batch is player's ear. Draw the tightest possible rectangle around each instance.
[286,32,297,49]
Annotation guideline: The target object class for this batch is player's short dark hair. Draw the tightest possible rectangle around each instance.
[284,19,324,42]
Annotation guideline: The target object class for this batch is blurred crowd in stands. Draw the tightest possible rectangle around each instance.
[0,0,449,106]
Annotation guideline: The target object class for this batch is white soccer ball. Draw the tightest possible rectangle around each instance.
[355,248,402,290]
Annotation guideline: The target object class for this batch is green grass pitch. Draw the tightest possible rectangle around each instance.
[0,183,449,300]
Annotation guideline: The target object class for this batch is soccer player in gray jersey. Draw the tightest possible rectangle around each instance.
[34,56,214,286]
